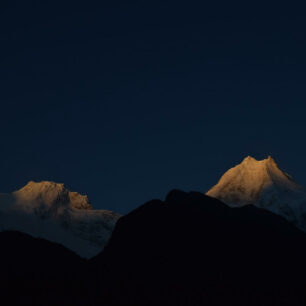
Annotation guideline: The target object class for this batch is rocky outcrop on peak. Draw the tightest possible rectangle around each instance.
[69,191,92,210]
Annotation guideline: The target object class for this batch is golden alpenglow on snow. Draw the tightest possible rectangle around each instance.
[207,156,306,231]
[0,181,121,258]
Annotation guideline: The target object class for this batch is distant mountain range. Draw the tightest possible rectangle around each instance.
[0,181,121,258]
[3,156,306,305]
[1,156,306,260]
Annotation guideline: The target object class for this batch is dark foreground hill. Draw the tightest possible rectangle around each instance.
[2,190,306,305]
[0,231,88,306]
[89,190,306,306]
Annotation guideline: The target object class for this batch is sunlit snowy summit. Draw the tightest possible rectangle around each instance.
[207,156,306,231]
[0,181,121,258]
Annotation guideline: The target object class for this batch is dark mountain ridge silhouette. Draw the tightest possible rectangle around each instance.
[89,190,306,306]
[2,190,306,305]
[0,231,88,306]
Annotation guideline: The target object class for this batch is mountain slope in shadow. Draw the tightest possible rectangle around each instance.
[90,190,306,306]
[0,231,88,306]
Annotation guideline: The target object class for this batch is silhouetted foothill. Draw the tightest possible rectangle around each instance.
[90,190,306,306]
[0,231,89,306]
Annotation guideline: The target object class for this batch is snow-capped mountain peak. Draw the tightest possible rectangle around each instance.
[0,181,121,258]
[207,156,302,207]
[207,156,306,231]
[13,181,92,213]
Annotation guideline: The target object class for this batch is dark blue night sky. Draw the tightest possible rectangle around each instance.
[1,1,306,213]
